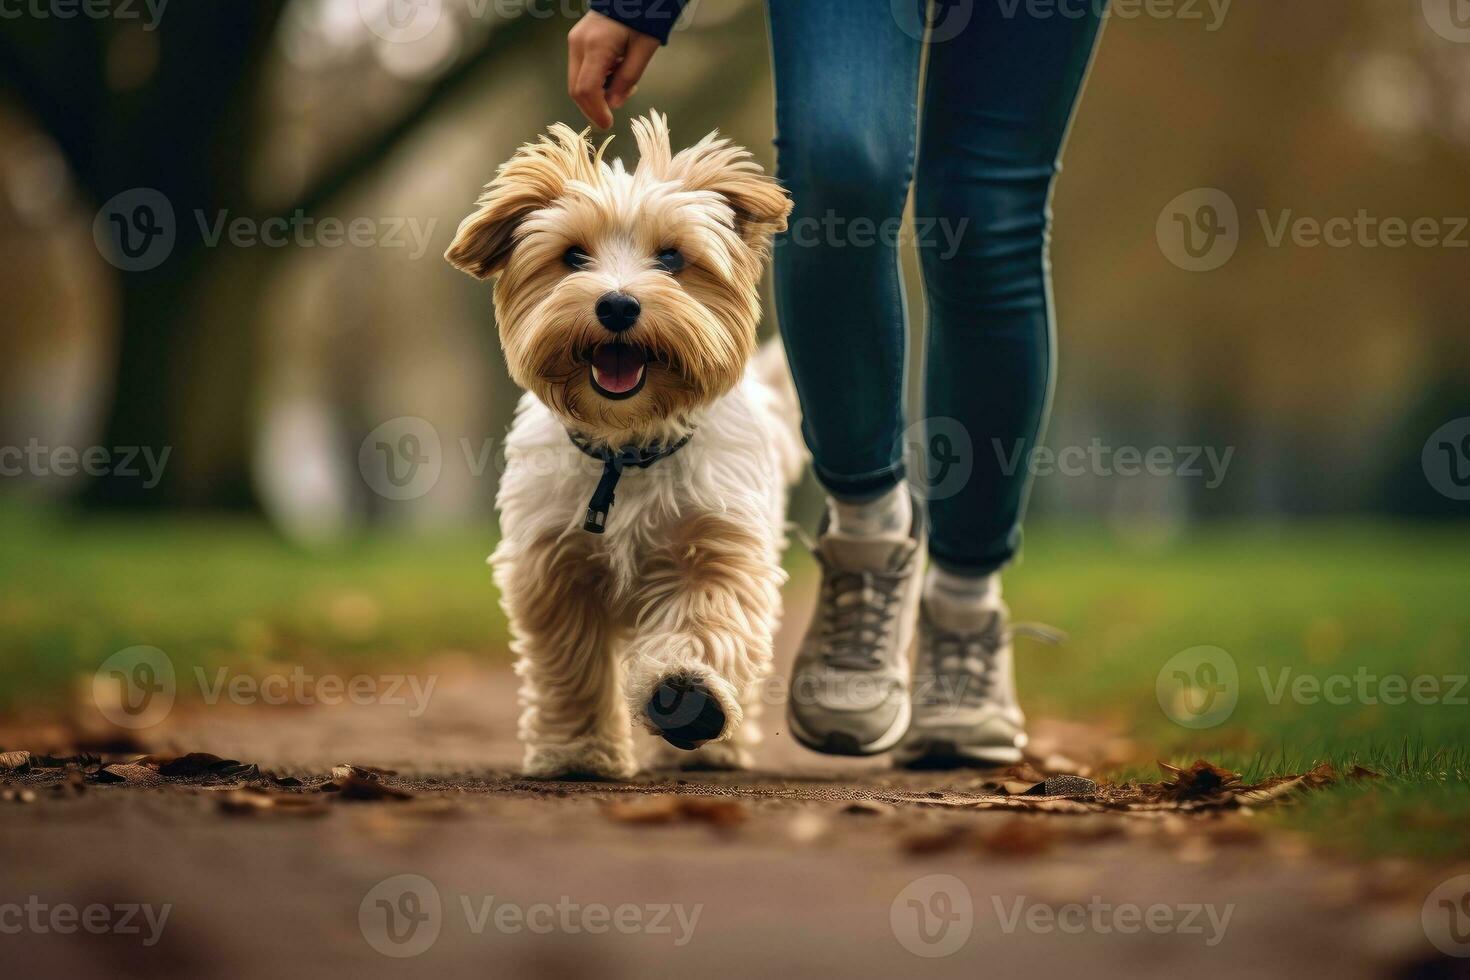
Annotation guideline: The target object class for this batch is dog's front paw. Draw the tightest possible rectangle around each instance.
[643,674,739,750]
[523,737,637,780]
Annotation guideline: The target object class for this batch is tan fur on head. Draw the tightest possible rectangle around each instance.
[446,112,791,446]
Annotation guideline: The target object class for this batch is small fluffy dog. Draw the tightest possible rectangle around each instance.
[445,112,801,778]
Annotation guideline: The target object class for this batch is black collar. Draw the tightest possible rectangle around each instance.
[566,429,694,533]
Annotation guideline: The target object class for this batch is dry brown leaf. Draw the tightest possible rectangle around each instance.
[331,763,399,781]
[219,789,329,818]
[0,750,32,771]
[1023,774,1099,798]
[92,763,164,786]
[842,800,892,816]
[1154,760,1242,801]
[140,753,259,781]
[1237,776,1306,804]
[677,797,747,827]
[603,795,746,827]
[977,819,1056,858]
[329,773,414,802]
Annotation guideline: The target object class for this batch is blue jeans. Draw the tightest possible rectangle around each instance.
[768,0,1107,574]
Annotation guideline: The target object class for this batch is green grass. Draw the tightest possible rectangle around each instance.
[1000,522,1470,859]
[0,505,507,711]
[2,501,1467,858]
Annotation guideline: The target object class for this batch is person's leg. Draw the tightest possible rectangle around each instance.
[767,0,923,510]
[898,0,1106,767]
[915,0,1107,576]
[770,0,928,756]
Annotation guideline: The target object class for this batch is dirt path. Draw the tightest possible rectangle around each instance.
[0,593,1460,979]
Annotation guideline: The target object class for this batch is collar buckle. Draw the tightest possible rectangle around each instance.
[565,428,694,534]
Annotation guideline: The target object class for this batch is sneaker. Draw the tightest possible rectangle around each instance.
[786,498,923,756]
[895,595,1057,768]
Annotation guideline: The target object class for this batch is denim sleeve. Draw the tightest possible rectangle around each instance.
[587,0,687,44]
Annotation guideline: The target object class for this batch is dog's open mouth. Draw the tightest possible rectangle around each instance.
[588,343,648,399]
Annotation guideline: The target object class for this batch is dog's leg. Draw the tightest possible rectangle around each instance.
[627,514,783,768]
[497,533,635,779]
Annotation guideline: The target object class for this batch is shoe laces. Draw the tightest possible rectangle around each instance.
[922,615,1065,707]
[814,557,910,671]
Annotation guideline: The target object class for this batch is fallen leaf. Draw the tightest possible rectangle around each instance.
[1023,774,1099,798]
[144,753,259,781]
[977,819,1056,857]
[31,753,101,770]
[842,800,892,816]
[678,797,747,827]
[219,790,329,818]
[1237,776,1307,805]
[331,773,413,802]
[92,763,163,786]
[603,795,746,827]
[332,764,398,781]
[0,750,32,771]
[1154,760,1241,801]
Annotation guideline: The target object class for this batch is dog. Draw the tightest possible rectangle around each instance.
[445,112,802,779]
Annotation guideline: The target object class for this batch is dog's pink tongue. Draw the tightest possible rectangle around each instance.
[590,345,646,393]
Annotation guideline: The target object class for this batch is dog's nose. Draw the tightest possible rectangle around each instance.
[595,291,640,333]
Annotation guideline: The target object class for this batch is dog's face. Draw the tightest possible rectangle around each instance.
[445,113,791,444]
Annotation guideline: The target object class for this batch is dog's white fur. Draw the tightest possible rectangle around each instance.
[446,113,801,778]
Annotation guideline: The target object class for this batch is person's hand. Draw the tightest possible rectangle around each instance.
[567,11,660,130]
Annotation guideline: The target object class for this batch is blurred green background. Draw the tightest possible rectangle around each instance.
[1,0,1467,854]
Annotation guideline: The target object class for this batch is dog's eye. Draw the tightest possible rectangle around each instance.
[563,246,592,270]
[655,247,685,273]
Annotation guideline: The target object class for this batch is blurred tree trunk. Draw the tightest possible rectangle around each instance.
[0,1,286,508]
[2,4,554,510]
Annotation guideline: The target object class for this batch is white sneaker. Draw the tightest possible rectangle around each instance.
[895,595,1055,769]
[785,499,924,756]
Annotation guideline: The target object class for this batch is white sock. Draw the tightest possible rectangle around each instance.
[924,565,1003,624]
[828,485,911,538]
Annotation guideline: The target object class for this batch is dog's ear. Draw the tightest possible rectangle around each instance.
[638,113,791,249]
[445,124,599,279]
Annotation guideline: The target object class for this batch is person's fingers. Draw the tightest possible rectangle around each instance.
[570,43,616,129]
[606,33,659,109]
[567,33,582,99]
